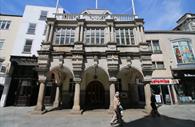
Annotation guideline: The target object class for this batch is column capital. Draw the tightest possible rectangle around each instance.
[38,75,46,83]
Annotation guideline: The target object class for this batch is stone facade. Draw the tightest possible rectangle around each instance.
[35,9,153,112]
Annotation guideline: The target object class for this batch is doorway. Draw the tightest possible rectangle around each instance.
[85,81,105,109]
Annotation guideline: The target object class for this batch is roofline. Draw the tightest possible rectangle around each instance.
[145,30,195,34]
[176,13,195,23]
[0,13,22,17]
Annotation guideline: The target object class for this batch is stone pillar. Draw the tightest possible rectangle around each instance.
[144,83,152,113]
[75,26,80,42]
[109,82,116,111]
[167,85,173,105]
[134,84,139,104]
[80,25,84,42]
[34,82,45,112]
[48,24,54,42]
[171,85,178,104]
[140,26,145,42]
[135,27,140,44]
[53,86,60,108]
[72,82,81,112]
[107,26,111,42]
[45,24,50,42]
[110,26,114,42]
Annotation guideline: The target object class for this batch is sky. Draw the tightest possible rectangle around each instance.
[0,0,195,30]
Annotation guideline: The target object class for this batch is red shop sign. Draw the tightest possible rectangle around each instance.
[151,79,170,84]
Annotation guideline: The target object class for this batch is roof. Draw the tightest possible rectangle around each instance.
[145,30,195,34]
[81,9,112,15]
[0,13,22,17]
[176,13,195,23]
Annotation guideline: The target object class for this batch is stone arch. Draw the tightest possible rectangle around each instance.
[81,65,109,90]
[46,66,74,108]
[80,65,110,109]
[118,65,145,108]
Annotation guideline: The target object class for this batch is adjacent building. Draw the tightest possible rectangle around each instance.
[145,31,195,104]
[0,14,22,107]
[174,13,195,31]
[3,5,64,107]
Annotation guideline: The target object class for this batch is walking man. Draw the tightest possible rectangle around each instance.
[110,91,123,125]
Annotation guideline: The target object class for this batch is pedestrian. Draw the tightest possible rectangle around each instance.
[110,91,123,125]
[150,91,160,117]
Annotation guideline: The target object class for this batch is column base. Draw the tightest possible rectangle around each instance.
[31,110,47,115]
[53,102,59,109]
[144,105,152,114]
[34,104,45,112]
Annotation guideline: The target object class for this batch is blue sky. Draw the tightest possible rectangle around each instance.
[0,0,195,30]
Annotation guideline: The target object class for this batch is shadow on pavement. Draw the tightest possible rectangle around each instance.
[121,115,195,127]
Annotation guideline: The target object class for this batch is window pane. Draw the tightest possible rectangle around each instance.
[0,39,4,49]
[23,40,32,53]
[153,40,160,51]
[121,29,125,45]
[157,62,164,69]
[152,62,156,69]
[178,41,195,63]
[5,21,11,29]
[27,23,36,34]
[39,11,48,20]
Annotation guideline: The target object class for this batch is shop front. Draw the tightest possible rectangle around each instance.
[172,69,195,103]
[150,79,179,105]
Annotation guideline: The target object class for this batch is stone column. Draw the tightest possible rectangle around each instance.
[80,25,84,42]
[140,26,145,42]
[72,82,81,112]
[109,82,116,111]
[107,26,111,42]
[34,82,45,112]
[167,85,173,105]
[45,24,50,42]
[171,85,178,104]
[144,83,152,113]
[134,84,139,104]
[48,24,54,42]
[110,25,114,42]
[53,86,60,108]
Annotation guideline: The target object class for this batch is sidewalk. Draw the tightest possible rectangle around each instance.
[0,105,195,127]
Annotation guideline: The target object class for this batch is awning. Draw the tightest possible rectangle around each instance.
[151,79,179,85]
[10,56,37,66]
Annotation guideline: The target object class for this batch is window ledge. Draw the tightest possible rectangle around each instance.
[154,68,166,70]
[22,52,31,54]
[26,32,35,35]
[153,50,162,54]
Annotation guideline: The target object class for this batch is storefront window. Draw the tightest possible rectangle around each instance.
[172,40,195,64]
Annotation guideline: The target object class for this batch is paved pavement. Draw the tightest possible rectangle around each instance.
[0,105,195,127]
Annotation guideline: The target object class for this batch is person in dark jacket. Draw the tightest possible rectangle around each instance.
[150,92,160,117]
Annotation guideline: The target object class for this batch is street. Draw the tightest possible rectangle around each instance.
[0,105,195,127]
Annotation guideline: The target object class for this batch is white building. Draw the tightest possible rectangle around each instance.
[12,5,64,56]
[3,5,64,107]
[0,14,22,107]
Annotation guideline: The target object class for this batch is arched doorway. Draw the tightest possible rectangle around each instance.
[85,81,105,109]
[118,66,145,108]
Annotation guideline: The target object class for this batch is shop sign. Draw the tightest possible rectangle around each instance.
[151,79,179,85]
[184,74,195,77]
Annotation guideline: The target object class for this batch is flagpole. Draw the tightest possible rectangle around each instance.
[96,0,98,9]
[131,0,136,16]
[55,0,60,17]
